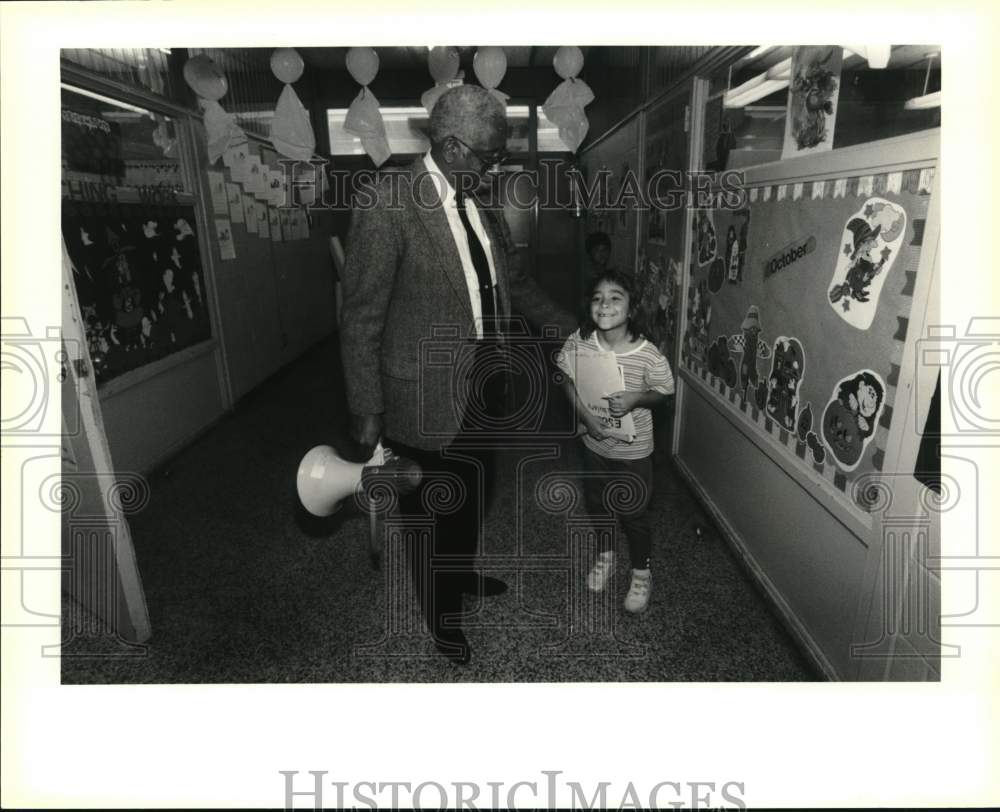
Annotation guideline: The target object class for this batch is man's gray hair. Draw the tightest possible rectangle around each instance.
[429,85,507,146]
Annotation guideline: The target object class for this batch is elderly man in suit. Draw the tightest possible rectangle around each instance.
[339,85,572,664]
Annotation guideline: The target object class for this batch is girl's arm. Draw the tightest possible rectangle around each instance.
[604,389,668,417]
[561,378,611,441]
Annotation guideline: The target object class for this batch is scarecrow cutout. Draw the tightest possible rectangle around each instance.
[765,336,806,431]
[727,305,771,407]
[827,197,906,330]
[821,369,887,471]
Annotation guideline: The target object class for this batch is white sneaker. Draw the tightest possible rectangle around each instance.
[587,551,615,592]
[624,569,652,613]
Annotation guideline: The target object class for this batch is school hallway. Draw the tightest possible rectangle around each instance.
[62,334,815,683]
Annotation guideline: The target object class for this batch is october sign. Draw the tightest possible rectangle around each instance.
[763,235,816,278]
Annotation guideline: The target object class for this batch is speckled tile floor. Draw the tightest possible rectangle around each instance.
[62,336,817,683]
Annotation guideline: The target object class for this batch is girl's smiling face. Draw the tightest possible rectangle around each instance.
[591,279,630,332]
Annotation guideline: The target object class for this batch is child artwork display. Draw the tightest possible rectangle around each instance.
[821,369,886,471]
[215,218,236,260]
[827,197,907,330]
[62,202,212,384]
[207,170,228,215]
[680,162,932,498]
[781,46,842,159]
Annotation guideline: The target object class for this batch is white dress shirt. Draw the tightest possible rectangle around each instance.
[422,152,498,338]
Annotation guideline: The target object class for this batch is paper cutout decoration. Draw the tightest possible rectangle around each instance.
[765,336,806,432]
[827,197,907,330]
[269,48,316,161]
[706,335,738,389]
[781,46,842,159]
[421,46,462,114]
[795,402,826,464]
[707,258,726,294]
[343,47,390,168]
[215,219,235,260]
[694,210,717,266]
[821,369,886,471]
[473,46,510,106]
[183,54,246,166]
[683,280,712,363]
[541,46,594,153]
[725,209,750,284]
[727,305,771,402]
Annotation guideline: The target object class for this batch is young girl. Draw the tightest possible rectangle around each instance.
[556,269,675,612]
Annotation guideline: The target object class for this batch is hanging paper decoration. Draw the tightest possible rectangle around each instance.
[183,54,246,166]
[781,46,843,159]
[542,46,594,153]
[269,48,316,161]
[473,46,509,106]
[421,46,462,114]
[343,47,390,168]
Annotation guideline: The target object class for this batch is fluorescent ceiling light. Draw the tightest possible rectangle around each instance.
[723,58,792,108]
[844,45,892,69]
[903,91,941,110]
[745,46,774,61]
[61,83,157,118]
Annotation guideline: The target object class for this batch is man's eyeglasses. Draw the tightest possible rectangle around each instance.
[450,135,509,168]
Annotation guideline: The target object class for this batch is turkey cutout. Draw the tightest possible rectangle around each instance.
[821,369,886,471]
[827,197,906,330]
[270,49,316,161]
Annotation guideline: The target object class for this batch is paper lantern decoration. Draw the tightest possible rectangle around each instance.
[422,46,464,114]
[183,54,228,101]
[269,47,316,161]
[346,47,380,87]
[473,47,510,106]
[542,47,594,153]
[344,47,390,167]
[183,54,245,165]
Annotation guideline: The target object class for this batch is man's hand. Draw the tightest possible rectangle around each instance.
[346,412,383,462]
[603,390,641,418]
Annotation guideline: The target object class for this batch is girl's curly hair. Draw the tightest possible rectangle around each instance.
[579,267,653,342]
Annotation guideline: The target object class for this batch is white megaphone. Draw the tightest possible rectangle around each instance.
[296,443,421,517]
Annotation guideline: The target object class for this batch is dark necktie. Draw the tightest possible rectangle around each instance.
[455,191,498,338]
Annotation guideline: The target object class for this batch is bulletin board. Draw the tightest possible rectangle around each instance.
[62,201,212,385]
[679,132,938,513]
[636,90,690,366]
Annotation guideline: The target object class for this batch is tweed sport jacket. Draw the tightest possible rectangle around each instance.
[339,158,571,450]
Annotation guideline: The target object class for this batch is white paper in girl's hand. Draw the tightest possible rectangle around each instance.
[574,348,636,442]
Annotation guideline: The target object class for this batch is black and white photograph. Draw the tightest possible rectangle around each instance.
[2,1,998,809]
